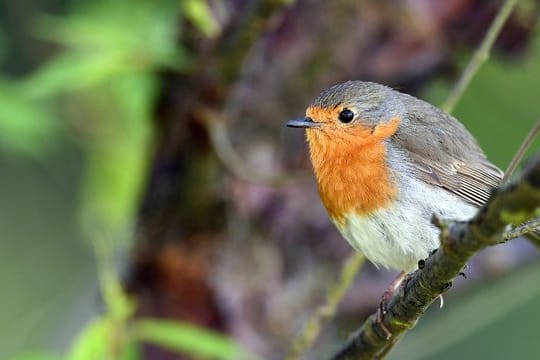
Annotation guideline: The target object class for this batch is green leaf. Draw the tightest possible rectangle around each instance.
[68,318,110,360]
[25,0,190,100]
[80,72,156,232]
[9,352,62,360]
[181,0,220,37]
[19,51,130,99]
[132,318,259,360]
[18,44,181,100]
[0,80,59,157]
[68,317,139,360]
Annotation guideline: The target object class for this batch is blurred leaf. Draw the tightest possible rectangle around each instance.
[181,0,220,37]
[11,1,179,231]
[121,342,139,360]
[80,72,156,232]
[68,318,110,360]
[97,257,137,323]
[26,0,189,99]
[68,317,139,360]
[9,352,62,360]
[132,318,259,360]
[0,80,59,156]
[19,51,131,99]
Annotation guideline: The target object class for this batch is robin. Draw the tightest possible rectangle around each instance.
[286,80,503,280]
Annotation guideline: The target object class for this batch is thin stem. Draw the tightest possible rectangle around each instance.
[502,118,540,183]
[90,229,133,358]
[286,253,365,360]
[441,0,520,114]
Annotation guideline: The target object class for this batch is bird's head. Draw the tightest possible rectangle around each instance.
[287,81,403,156]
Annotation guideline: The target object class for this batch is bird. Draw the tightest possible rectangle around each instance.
[286,80,504,274]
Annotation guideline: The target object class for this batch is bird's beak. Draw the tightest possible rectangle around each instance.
[286,117,321,128]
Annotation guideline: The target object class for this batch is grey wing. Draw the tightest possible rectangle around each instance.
[394,95,504,207]
[406,152,503,207]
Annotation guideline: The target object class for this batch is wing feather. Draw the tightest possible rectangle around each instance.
[392,93,504,207]
[406,153,502,207]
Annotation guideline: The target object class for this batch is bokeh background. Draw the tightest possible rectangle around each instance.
[3,0,540,359]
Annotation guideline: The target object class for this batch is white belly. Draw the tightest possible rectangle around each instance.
[335,179,477,271]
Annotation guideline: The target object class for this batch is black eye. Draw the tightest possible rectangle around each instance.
[338,108,354,123]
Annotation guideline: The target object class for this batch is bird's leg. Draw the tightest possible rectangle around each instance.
[376,271,407,339]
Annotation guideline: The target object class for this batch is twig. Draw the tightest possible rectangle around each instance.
[329,154,540,359]
[286,253,365,360]
[502,118,540,183]
[441,0,520,114]
[500,119,540,247]
[501,118,540,247]
[504,216,540,241]
[199,107,308,186]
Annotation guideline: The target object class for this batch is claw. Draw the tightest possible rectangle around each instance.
[442,281,453,292]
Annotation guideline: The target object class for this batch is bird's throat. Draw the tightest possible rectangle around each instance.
[307,118,400,224]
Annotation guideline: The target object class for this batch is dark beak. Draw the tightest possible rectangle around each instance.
[286,117,320,128]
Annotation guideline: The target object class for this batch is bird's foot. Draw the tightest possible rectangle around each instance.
[376,271,408,339]
[377,292,393,339]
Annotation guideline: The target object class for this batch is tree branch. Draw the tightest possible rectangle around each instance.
[504,217,540,241]
[330,155,540,360]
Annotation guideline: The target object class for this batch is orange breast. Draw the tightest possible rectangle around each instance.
[306,116,401,224]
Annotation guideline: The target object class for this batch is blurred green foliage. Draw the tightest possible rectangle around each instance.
[132,319,257,360]
[181,0,219,37]
[7,0,188,231]
[0,80,58,156]
[425,37,540,169]
[68,317,139,360]
[1,0,253,359]
[11,353,62,360]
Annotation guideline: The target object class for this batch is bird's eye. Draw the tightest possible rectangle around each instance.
[338,108,354,123]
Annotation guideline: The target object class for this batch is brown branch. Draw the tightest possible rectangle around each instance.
[329,154,540,360]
